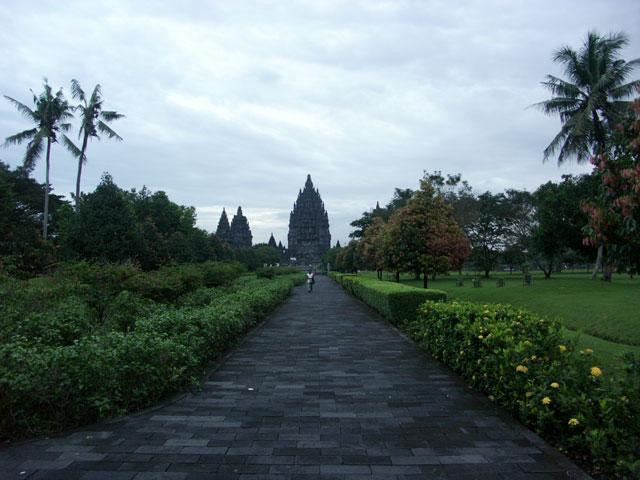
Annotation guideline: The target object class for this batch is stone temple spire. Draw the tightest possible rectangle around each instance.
[287,174,331,265]
[216,208,231,244]
[230,206,252,249]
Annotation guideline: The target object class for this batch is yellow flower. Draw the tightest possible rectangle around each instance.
[590,366,602,377]
[550,382,560,389]
[516,365,528,373]
[558,345,567,353]
[478,335,484,340]
[525,391,533,398]
[531,355,537,361]
[542,396,552,405]
[568,418,579,427]
[488,395,495,401]
[585,348,593,355]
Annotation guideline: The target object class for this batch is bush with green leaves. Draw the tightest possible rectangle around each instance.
[255,266,300,279]
[405,301,639,479]
[330,272,446,324]
[0,273,304,440]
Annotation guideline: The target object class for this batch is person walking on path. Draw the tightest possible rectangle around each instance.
[306,269,315,293]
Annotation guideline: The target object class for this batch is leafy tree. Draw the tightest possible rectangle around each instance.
[253,244,281,266]
[335,240,361,273]
[323,244,343,270]
[426,170,478,236]
[531,175,597,278]
[3,80,74,239]
[536,31,639,164]
[385,177,470,288]
[583,91,640,277]
[467,192,511,277]
[358,217,386,279]
[63,80,124,207]
[502,189,535,272]
[66,173,139,263]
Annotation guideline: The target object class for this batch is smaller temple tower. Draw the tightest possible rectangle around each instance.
[229,206,252,249]
[215,208,231,244]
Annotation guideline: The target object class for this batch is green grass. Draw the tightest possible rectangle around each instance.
[362,271,640,370]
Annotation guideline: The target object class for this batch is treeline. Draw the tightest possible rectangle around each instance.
[0,165,281,276]
[330,162,638,281]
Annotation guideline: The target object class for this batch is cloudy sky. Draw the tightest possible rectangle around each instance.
[1,1,639,245]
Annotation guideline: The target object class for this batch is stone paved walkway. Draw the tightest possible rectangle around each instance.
[0,276,590,480]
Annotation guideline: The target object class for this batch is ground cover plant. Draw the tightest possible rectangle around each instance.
[0,262,304,440]
[331,273,640,478]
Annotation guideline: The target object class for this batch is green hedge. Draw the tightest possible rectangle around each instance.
[406,301,640,479]
[0,273,304,440]
[330,272,446,324]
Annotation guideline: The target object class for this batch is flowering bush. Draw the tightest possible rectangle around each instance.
[405,300,639,478]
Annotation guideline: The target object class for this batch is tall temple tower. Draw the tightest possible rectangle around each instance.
[287,175,331,265]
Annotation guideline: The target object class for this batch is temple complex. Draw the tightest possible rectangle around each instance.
[287,175,331,265]
[223,206,252,249]
[215,208,231,244]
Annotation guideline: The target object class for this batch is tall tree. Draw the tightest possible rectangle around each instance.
[63,80,124,207]
[386,177,470,288]
[536,31,639,164]
[3,80,74,239]
[467,192,511,278]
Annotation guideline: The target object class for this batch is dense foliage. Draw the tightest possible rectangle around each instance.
[330,272,446,325]
[0,263,304,439]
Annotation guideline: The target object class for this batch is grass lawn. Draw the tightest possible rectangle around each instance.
[363,271,640,370]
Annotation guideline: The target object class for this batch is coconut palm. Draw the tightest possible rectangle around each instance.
[536,31,639,164]
[3,80,74,239]
[62,80,124,207]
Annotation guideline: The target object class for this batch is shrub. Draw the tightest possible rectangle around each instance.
[0,274,301,440]
[405,301,640,479]
[330,273,446,324]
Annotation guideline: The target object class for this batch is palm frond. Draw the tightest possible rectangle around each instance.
[4,128,37,147]
[70,79,85,102]
[609,79,640,100]
[532,97,581,115]
[62,134,84,161]
[540,75,583,99]
[97,120,123,141]
[24,132,45,170]
[3,96,38,121]
[60,122,73,132]
[100,110,125,122]
[89,84,102,106]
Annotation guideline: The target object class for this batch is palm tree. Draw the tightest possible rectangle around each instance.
[536,32,639,279]
[536,31,639,164]
[3,80,74,239]
[63,80,124,207]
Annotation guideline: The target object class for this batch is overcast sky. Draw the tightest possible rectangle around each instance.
[1,1,638,245]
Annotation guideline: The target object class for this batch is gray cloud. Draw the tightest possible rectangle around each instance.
[1,0,638,245]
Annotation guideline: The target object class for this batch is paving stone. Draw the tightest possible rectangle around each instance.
[0,278,590,479]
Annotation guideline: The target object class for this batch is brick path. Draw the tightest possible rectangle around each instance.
[0,276,589,479]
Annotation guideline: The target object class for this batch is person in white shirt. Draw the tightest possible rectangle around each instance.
[306,270,315,293]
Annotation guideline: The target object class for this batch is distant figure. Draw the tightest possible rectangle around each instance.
[306,270,315,293]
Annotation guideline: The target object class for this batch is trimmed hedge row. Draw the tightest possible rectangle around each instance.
[0,273,304,440]
[329,272,447,324]
[406,301,639,479]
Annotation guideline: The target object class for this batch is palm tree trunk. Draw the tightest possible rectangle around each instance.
[75,134,89,207]
[43,138,51,240]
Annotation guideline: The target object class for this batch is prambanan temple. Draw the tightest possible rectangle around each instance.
[287,175,331,265]
[216,206,252,249]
